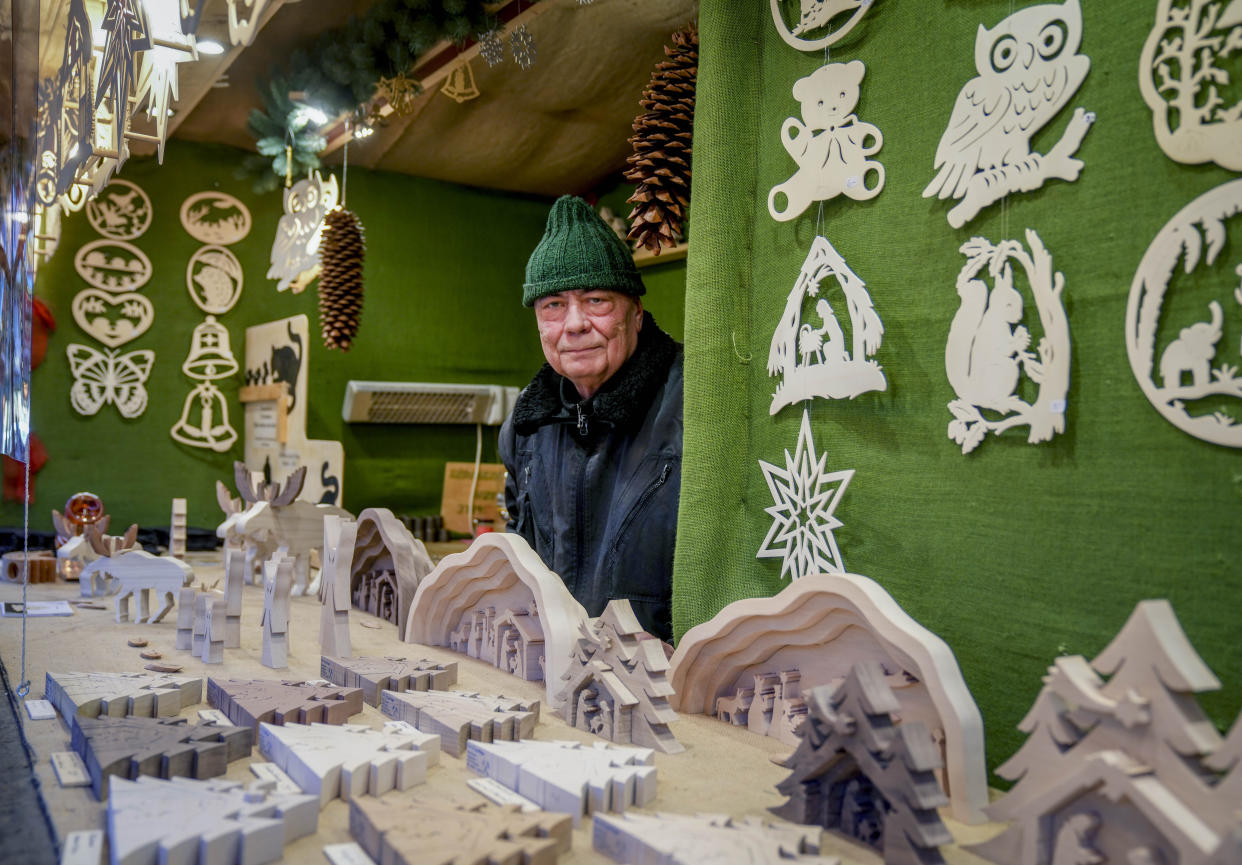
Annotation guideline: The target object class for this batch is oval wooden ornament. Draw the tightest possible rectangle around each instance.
[74,240,153,293]
[180,191,252,245]
[86,179,153,240]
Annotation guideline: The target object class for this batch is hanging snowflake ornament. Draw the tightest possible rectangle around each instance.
[477,29,505,68]
[510,24,536,70]
[757,408,854,580]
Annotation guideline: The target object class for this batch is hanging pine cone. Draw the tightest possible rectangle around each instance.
[318,208,365,351]
[625,23,697,256]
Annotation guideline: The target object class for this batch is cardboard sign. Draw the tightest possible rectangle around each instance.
[441,462,505,534]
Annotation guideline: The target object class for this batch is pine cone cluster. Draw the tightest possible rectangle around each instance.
[318,208,365,351]
[625,24,697,255]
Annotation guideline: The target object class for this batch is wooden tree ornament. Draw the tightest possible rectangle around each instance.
[946,230,1071,453]
[44,671,202,721]
[404,532,589,709]
[922,0,1094,228]
[594,812,835,864]
[557,599,682,754]
[774,660,953,865]
[206,677,364,735]
[380,689,538,759]
[320,655,457,707]
[668,572,988,824]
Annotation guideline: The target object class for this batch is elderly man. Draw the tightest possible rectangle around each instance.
[499,196,683,641]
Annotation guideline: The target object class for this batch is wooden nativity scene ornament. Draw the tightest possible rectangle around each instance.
[757,409,855,581]
[946,229,1071,454]
[171,316,240,452]
[349,507,434,639]
[768,235,885,412]
[769,60,884,222]
[1139,0,1242,172]
[1126,178,1242,448]
[969,599,1242,865]
[268,171,339,294]
[922,0,1094,228]
[769,0,879,52]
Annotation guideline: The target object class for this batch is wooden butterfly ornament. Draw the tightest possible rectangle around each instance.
[67,343,155,418]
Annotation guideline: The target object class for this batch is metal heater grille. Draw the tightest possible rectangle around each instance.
[342,382,519,425]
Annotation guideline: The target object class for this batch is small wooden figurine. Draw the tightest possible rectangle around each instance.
[593,812,835,865]
[261,554,294,669]
[380,689,538,759]
[257,721,439,808]
[175,587,196,651]
[774,660,953,865]
[319,515,356,658]
[319,655,458,706]
[107,775,318,865]
[205,677,364,735]
[466,739,657,826]
[669,572,988,824]
[557,598,682,754]
[77,522,141,597]
[169,498,187,559]
[350,794,571,865]
[351,507,433,639]
[1,550,57,584]
[44,671,202,720]
[194,595,226,664]
[405,532,588,709]
[79,549,194,624]
[70,715,252,799]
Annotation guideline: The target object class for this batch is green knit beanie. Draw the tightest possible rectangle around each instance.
[523,195,645,307]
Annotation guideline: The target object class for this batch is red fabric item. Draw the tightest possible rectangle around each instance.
[2,434,48,504]
[31,297,55,370]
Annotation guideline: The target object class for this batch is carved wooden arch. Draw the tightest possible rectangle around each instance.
[404,532,588,708]
[350,508,431,640]
[668,573,988,824]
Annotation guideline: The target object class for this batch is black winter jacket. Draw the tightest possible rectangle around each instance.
[498,313,682,641]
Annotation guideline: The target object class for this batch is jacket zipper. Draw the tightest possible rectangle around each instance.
[608,462,673,562]
[576,403,588,437]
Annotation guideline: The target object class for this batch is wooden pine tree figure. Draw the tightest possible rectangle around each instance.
[773,659,952,865]
[625,23,697,255]
[318,208,365,351]
[970,599,1238,865]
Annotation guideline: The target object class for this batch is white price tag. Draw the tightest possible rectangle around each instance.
[24,699,56,720]
[467,777,541,812]
[323,843,377,865]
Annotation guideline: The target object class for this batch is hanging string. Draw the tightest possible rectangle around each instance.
[16,437,30,698]
[342,120,350,208]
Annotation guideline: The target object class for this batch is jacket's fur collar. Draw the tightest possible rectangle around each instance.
[512,312,680,435]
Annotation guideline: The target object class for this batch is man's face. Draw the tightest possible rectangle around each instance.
[534,289,643,399]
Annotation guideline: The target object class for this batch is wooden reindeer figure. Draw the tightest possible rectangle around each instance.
[261,554,294,669]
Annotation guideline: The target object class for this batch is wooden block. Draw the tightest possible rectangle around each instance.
[197,708,233,726]
[169,498,187,560]
[593,812,833,865]
[51,751,91,787]
[467,777,541,812]
[257,721,437,808]
[107,775,318,865]
[2,550,58,584]
[69,715,252,799]
[380,689,538,759]
[404,532,589,710]
[174,587,195,651]
[668,572,988,824]
[466,739,656,827]
[320,655,457,706]
[349,794,571,865]
[59,830,104,865]
[44,671,201,720]
[249,761,302,794]
[206,677,364,735]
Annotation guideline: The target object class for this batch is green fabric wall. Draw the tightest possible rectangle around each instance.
[675,0,1242,779]
[3,143,554,532]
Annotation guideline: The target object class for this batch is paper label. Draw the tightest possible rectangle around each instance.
[51,751,91,787]
[249,761,301,794]
[24,699,56,720]
[467,777,540,812]
[60,830,104,865]
[323,843,377,865]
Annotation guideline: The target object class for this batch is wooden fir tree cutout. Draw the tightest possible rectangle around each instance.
[1140,1,1242,171]
[107,775,318,865]
[44,671,202,721]
[257,721,438,808]
[768,237,885,412]
[769,0,878,52]
[769,61,884,222]
[557,599,682,754]
[774,660,953,865]
[206,677,364,734]
[970,599,1242,865]
[66,343,154,419]
[74,239,152,292]
[320,655,458,707]
[180,190,252,245]
[71,289,153,348]
[757,409,854,581]
[593,812,836,864]
[405,532,589,709]
[946,229,1071,454]
[922,0,1094,228]
[70,715,251,799]
[85,179,151,240]
[350,507,434,640]
[1126,178,1242,447]
[466,739,657,826]
[669,572,989,824]
[267,171,338,294]
[380,689,539,759]
[350,794,572,865]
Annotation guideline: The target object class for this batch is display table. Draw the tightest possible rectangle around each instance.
[0,552,1002,864]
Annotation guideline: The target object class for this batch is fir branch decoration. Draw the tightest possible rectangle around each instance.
[626,23,697,255]
[244,0,499,190]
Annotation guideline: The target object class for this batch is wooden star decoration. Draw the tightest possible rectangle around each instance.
[95,0,151,155]
[756,408,854,580]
